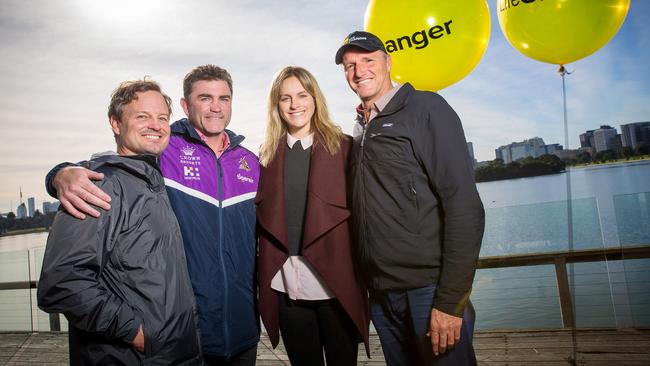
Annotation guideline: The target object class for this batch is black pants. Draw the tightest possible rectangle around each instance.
[204,345,257,366]
[278,295,359,366]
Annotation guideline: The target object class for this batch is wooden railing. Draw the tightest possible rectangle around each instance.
[477,244,650,328]
[2,244,649,332]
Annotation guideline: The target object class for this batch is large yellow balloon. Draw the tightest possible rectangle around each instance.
[364,0,490,92]
[497,0,630,65]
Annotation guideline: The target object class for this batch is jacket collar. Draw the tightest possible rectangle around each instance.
[379,82,414,117]
[354,82,415,127]
[88,154,165,192]
[170,118,246,150]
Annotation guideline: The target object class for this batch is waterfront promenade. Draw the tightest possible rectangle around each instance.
[2,328,649,365]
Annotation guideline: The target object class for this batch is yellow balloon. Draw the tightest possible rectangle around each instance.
[497,0,630,65]
[364,0,490,92]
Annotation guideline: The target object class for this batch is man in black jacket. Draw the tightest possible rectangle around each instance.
[335,31,485,366]
[37,79,202,365]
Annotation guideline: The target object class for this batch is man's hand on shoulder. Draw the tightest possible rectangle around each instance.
[54,166,111,219]
[428,308,462,356]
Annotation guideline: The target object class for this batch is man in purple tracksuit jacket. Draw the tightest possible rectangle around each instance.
[46,65,260,366]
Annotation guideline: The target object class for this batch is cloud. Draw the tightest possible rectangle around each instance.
[0,0,648,211]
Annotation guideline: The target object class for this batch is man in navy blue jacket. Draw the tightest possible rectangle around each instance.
[46,65,260,366]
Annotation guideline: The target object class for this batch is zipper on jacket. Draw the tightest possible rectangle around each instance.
[190,127,243,355]
[357,121,372,281]
[197,129,233,354]
[360,122,368,147]
[216,156,230,353]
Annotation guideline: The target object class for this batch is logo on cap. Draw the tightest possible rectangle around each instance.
[349,36,368,43]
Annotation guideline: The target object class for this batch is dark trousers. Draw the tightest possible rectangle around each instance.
[204,345,257,366]
[370,284,477,366]
[278,294,359,366]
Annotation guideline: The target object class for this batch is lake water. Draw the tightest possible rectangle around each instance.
[1,161,649,331]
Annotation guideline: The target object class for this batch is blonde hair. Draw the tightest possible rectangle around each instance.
[259,66,343,167]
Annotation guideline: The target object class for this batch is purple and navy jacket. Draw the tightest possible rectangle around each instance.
[160,119,260,357]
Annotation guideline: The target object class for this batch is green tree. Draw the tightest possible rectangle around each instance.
[575,151,592,164]
[635,142,650,155]
[621,146,634,160]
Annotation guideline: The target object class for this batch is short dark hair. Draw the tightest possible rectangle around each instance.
[183,64,233,99]
[107,78,172,121]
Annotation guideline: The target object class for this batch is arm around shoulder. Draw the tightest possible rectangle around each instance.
[45,161,112,219]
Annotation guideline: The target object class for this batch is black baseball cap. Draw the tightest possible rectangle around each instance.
[335,31,387,65]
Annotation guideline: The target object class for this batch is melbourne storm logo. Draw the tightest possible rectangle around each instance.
[239,157,251,171]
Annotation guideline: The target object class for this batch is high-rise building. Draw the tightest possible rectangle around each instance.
[495,137,562,163]
[16,203,27,219]
[42,201,61,214]
[593,125,617,152]
[27,197,35,217]
[620,121,650,149]
[579,130,595,148]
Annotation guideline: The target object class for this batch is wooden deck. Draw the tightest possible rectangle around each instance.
[1,328,649,365]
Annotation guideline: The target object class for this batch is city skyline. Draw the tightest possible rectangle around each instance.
[1,0,649,211]
[6,117,644,215]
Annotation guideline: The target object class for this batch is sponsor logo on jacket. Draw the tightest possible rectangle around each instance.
[180,145,202,180]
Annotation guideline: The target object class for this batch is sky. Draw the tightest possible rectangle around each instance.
[1,0,649,213]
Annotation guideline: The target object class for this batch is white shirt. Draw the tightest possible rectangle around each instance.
[270,133,335,300]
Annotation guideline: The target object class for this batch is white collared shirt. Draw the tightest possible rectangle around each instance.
[286,132,314,149]
[270,132,335,300]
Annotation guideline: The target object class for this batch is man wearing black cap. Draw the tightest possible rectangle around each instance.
[336,31,485,366]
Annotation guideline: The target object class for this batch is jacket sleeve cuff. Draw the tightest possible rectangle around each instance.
[433,303,465,318]
[124,312,143,345]
[433,292,471,318]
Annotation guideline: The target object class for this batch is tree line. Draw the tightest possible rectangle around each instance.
[474,142,649,182]
[0,210,57,235]
[475,154,566,182]
[571,143,649,165]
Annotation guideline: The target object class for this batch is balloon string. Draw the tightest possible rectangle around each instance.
[559,62,578,364]
[559,64,573,255]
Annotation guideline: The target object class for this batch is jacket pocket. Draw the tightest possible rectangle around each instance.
[366,170,421,236]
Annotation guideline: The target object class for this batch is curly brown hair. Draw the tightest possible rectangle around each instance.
[107,77,172,121]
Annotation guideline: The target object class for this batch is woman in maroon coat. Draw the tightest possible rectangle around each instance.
[256,66,369,366]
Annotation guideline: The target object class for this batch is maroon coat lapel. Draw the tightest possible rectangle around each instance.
[302,140,350,251]
[255,142,288,250]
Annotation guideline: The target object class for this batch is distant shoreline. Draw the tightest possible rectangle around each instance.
[476,155,650,183]
[568,156,650,170]
[0,227,48,238]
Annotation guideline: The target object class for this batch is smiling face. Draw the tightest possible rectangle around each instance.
[180,79,232,138]
[278,76,315,138]
[110,90,171,156]
[341,48,393,107]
